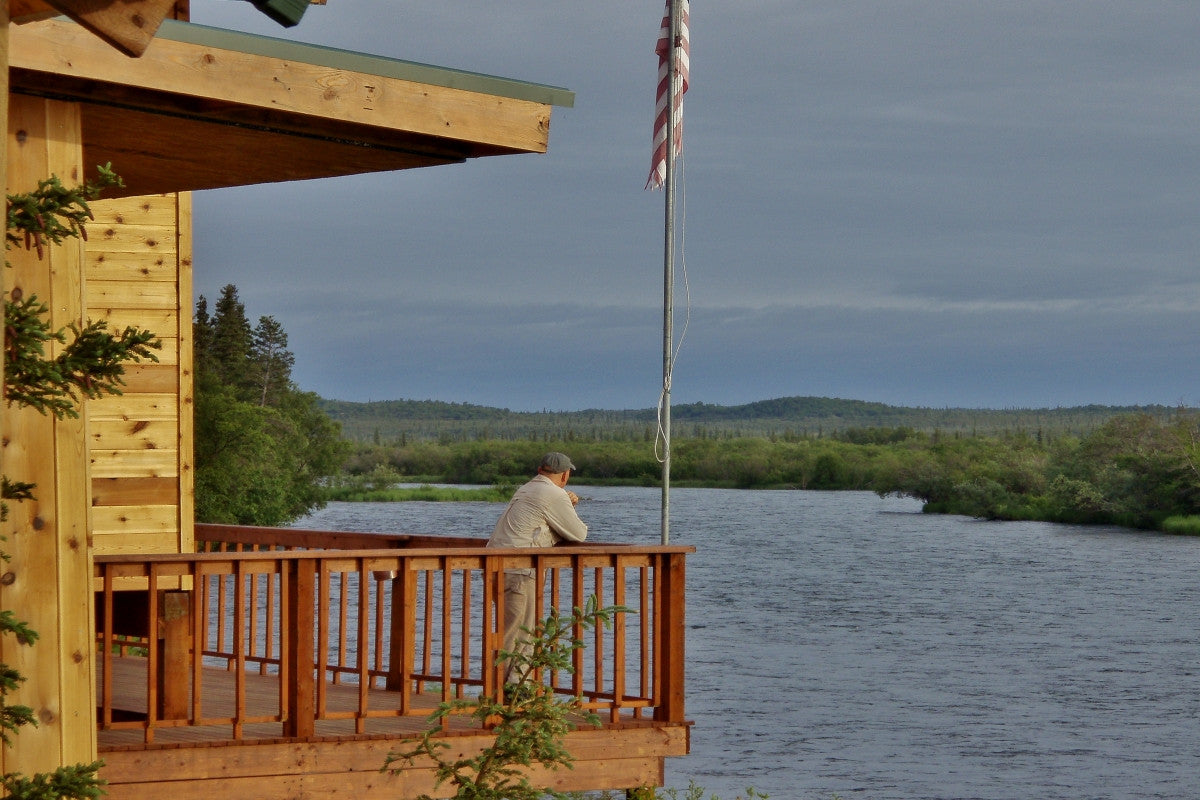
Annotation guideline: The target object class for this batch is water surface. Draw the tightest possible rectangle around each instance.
[296,487,1200,799]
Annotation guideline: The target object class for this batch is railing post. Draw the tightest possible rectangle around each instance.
[385,564,416,708]
[654,552,686,723]
[156,590,191,720]
[285,558,316,737]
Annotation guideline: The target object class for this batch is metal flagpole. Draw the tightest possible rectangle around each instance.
[661,0,681,545]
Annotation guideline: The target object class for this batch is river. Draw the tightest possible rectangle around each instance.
[294,487,1200,800]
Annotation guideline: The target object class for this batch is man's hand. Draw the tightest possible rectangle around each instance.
[566,491,580,506]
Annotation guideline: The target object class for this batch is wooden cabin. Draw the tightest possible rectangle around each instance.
[2,7,691,798]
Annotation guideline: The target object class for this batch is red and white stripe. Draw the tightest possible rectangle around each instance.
[646,0,690,190]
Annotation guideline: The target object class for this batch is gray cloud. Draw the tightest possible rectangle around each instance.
[189,1,1200,410]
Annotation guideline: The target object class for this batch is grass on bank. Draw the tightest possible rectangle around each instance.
[323,483,515,503]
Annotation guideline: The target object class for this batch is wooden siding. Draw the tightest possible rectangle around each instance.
[85,193,193,557]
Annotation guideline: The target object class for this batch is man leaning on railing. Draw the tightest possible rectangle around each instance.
[486,452,588,680]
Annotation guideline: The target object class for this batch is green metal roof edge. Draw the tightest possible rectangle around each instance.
[154,18,575,109]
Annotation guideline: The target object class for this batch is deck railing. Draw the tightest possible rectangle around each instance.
[94,525,690,744]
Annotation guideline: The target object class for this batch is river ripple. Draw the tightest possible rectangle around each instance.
[296,487,1200,800]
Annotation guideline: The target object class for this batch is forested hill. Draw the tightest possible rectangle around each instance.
[319,396,1184,443]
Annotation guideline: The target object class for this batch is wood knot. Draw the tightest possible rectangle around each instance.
[32,516,45,531]
[0,572,15,586]
[38,708,55,725]
[72,650,85,664]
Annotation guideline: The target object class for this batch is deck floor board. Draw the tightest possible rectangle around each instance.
[96,655,636,750]
[97,655,491,749]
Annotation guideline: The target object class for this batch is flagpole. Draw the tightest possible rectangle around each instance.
[661,0,681,546]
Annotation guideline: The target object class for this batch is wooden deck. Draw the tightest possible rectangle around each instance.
[96,656,689,799]
[92,526,692,799]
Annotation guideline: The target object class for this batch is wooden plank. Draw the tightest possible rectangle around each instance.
[90,449,179,479]
[88,393,177,420]
[84,308,177,337]
[86,249,178,282]
[93,531,182,556]
[40,0,177,57]
[86,223,176,254]
[90,195,180,227]
[92,477,178,507]
[114,364,177,393]
[92,504,179,535]
[89,416,178,450]
[84,279,178,309]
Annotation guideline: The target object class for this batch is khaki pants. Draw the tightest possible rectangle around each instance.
[500,573,538,681]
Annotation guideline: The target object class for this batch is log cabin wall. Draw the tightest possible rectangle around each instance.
[85,193,194,557]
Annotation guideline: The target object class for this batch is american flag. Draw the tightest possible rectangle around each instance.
[646,0,690,190]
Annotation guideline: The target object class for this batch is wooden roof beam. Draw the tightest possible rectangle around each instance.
[11,1,332,56]
[13,0,180,55]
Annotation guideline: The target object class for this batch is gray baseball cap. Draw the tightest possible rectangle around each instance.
[540,452,576,473]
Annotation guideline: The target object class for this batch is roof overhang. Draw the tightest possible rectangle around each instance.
[9,18,575,197]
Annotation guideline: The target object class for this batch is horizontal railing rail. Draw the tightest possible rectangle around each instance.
[95,527,690,745]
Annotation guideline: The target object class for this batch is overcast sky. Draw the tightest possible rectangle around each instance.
[188,1,1200,412]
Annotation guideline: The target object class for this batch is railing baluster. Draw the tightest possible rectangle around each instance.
[356,558,370,733]
[592,565,605,702]
[638,564,651,719]
[232,561,246,739]
[612,560,627,723]
[192,562,205,722]
[373,572,387,684]
[459,569,472,699]
[316,561,331,716]
[335,570,349,685]
[420,569,434,693]
[572,556,585,699]
[100,565,114,731]
[440,558,452,709]
[482,562,499,700]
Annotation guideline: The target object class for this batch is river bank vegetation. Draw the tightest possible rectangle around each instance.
[194,288,1199,534]
[334,411,1200,534]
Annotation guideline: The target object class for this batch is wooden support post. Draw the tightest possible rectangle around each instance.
[2,92,95,776]
[654,553,686,724]
[155,590,190,719]
[284,559,315,738]
[385,567,416,707]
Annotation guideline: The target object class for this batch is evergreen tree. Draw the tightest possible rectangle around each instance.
[251,315,294,407]
[193,288,347,525]
[208,284,254,396]
[193,295,214,380]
